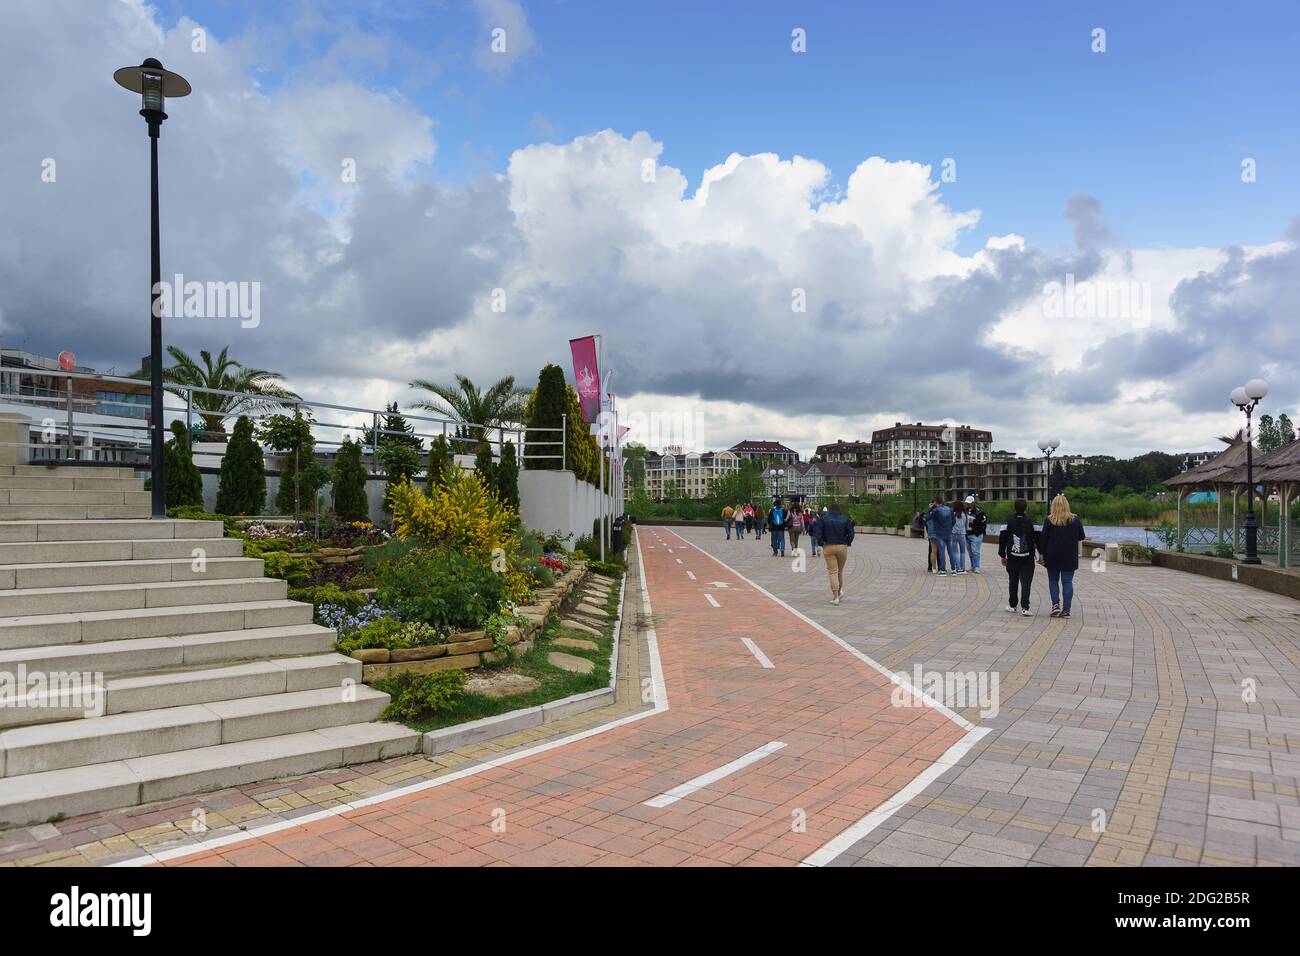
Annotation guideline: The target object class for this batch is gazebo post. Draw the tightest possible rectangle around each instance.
[1176,488,1184,547]
[1215,483,1223,546]
[1232,488,1240,553]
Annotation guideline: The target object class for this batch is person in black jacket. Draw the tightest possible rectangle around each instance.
[813,503,855,606]
[997,498,1038,616]
[1038,495,1087,617]
[964,495,988,573]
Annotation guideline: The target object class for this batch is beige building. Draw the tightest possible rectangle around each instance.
[636,449,741,500]
[872,422,993,473]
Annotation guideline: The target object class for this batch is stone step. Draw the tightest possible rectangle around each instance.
[0,685,390,776]
[0,556,265,590]
[0,652,359,730]
[0,518,222,543]
[0,577,286,618]
[0,623,337,679]
[0,536,245,566]
[0,476,144,492]
[0,490,152,506]
[0,503,152,520]
[0,721,420,827]
[0,466,138,479]
[0,599,313,651]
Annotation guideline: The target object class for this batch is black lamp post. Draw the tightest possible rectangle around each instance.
[1231,379,1269,564]
[114,58,191,519]
[1037,438,1061,502]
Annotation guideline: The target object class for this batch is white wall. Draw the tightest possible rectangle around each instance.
[519,469,615,545]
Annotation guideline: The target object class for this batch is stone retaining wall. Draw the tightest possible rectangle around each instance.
[353,561,589,682]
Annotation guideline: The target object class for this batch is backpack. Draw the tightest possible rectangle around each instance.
[1008,515,1033,557]
[771,507,784,527]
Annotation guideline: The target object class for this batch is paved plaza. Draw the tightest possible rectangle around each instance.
[2,524,1298,867]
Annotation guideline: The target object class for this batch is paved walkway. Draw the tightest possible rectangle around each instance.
[683,524,1300,866]
[4,524,1297,866]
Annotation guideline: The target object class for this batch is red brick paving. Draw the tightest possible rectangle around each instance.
[161,527,966,867]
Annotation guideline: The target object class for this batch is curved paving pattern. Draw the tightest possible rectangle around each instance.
[675,524,1300,866]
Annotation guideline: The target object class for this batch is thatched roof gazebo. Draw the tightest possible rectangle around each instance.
[1164,434,1299,567]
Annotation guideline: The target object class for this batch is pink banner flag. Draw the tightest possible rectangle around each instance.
[568,336,601,423]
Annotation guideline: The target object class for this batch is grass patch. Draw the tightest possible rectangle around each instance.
[391,576,622,733]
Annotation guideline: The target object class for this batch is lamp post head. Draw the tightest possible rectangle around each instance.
[1230,386,1250,408]
[114,58,191,121]
[917,458,927,468]
[1244,378,1269,401]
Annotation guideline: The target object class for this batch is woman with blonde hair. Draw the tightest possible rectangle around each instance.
[1038,494,1086,618]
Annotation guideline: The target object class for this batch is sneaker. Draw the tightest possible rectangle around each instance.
[1060,610,1071,618]
[831,597,840,606]
[1005,605,1016,613]
[955,569,966,575]
[938,570,948,576]
[972,569,982,574]
[1050,606,1061,618]
[1021,608,1032,616]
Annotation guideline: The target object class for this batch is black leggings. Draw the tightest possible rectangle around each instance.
[1007,557,1034,609]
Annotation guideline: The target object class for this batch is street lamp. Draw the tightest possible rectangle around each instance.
[1037,438,1061,502]
[904,458,928,513]
[767,466,785,500]
[1231,378,1269,564]
[114,58,191,519]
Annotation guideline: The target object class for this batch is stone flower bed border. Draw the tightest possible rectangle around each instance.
[419,566,628,756]
[351,561,591,682]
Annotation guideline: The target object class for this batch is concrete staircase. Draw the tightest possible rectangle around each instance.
[0,464,419,827]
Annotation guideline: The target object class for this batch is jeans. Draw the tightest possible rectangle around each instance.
[938,535,959,571]
[967,534,982,571]
[725,519,732,540]
[1007,557,1034,609]
[949,532,967,571]
[734,519,744,539]
[1047,568,1075,613]
[770,527,786,554]
[810,533,819,555]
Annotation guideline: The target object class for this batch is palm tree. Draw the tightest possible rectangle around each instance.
[133,346,300,432]
[408,374,529,449]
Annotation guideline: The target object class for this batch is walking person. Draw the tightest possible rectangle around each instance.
[767,497,788,556]
[733,506,745,541]
[813,502,855,606]
[950,500,969,574]
[787,503,803,554]
[754,504,766,540]
[722,503,735,540]
[1039,494,1087,618]
[965,496,987,573]
[805,508,819,556]
[743,503,755,536]
[998,498,1038,616]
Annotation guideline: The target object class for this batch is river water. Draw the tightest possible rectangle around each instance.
[988,523,1166,549]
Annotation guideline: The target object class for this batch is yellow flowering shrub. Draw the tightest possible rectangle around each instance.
[389,471,515,559]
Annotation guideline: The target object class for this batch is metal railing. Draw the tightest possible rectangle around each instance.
[0,368,570,473]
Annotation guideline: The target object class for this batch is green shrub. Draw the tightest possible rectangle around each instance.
[587,560,625,579]
[215,415,266,516]
[496,440,520,510]
[373,547,504,629]
[376,669,466,723]
[332,436,370,523]
[377,442,422,513]
[474,443,496,490]
[259,412,331,516]
[163,420,203,508]
[288,583,369,614]
[426,435,454,490]
[261,551,316,586]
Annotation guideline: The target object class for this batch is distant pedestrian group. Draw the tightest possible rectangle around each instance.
[721,498,846,603]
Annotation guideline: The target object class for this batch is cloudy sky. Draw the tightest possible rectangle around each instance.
[2,0,1298,460]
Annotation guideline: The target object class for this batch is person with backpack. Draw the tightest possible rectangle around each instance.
[766,497,788,556]
[998,497,1038,616]
[965,496,987,573]
[1038,494,1087,618]
[813,502,855,606]
[722,503,735,540]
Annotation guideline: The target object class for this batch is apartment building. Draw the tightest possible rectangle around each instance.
[814,439,874,468]
[871,422,993,472]
[729,439,800,464]
[639,448,741,500]
[916,454,1087,503]
[773,462,897,502]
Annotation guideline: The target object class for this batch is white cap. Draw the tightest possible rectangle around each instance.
[821,506,828,512]
[964,495,975,504]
